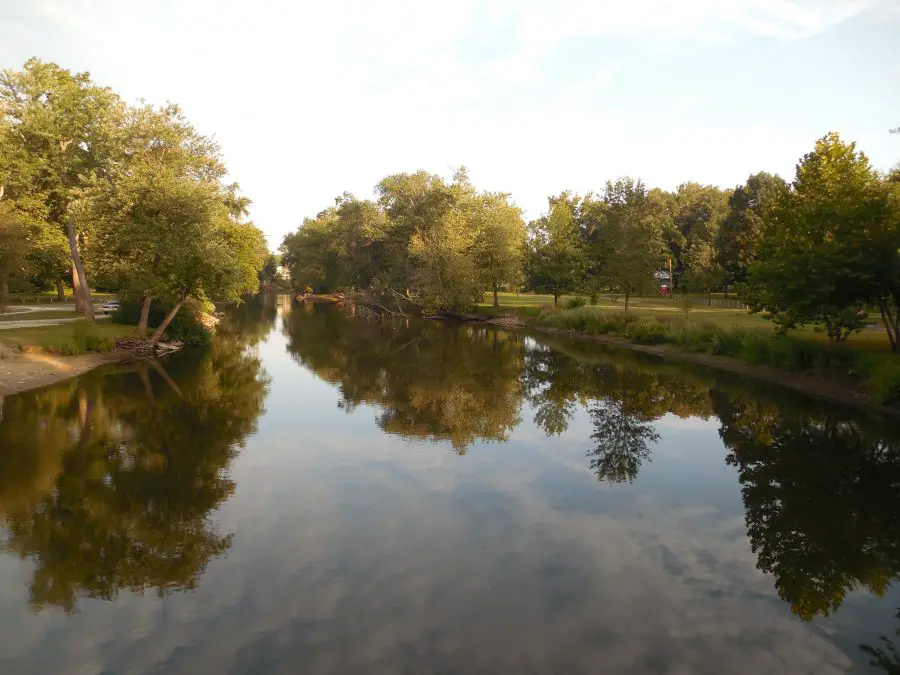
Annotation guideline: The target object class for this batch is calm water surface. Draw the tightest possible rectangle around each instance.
[1,296,899,674]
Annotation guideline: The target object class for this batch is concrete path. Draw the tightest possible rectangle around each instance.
[0,317,82,330]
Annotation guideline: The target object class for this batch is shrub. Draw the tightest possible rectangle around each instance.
[860,355,900,404]
[114,297,212,346]
[566,296,587,309]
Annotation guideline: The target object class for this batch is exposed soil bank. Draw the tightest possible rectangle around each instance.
[523,324,900,417]
[0,349,131,396]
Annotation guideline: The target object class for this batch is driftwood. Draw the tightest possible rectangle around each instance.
[116,336,184,359]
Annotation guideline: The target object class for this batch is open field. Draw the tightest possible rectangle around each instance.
[479,292,893,352]
[4,291,117,305]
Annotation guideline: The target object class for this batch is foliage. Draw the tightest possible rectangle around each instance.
[742,133,892,343]
[114,297,213,345]
[716,172,789,288]
[591,178,668,309]
[526,200,586,304]
[281,170,524,312]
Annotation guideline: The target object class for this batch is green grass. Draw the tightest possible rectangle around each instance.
[525,304,900,403]
[479,292,894,352]
[0,320,135,355]
[0,309,77,322]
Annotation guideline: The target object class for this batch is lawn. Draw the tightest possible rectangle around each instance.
[479,292,894,352]
[0,319,135,353]
[4,291,116,305]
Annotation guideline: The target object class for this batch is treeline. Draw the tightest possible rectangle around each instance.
[281,133,900,351]
[0,59,268,341]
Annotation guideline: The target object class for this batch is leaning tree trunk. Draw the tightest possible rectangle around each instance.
[149,297,184,345]
[55,278,66,302]
[138,295,152,336]
[72,266,84,312]
[66,215,93,322]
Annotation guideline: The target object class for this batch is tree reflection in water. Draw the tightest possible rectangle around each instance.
[0,329,270,613]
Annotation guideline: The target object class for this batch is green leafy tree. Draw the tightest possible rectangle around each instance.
[672,183,730,301]
[0,203,29,302]
[716,172,789,289]
[593,178,668,309]
[474,193,526,307]
[80,103,267,340]
[0,58,124,320]
[526,200,585,305]
[743,133,890,342]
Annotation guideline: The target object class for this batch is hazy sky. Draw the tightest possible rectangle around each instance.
[2,0,898,249]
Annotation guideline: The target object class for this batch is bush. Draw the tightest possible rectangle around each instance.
[566,296,587,309]
[114,297,212,346]
[860,355,900,404]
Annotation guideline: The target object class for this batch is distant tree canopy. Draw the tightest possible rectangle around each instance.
[280,169,526,313]
[281,131,900,350]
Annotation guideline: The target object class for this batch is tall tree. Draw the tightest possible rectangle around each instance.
[743,133,891,343]
[672,182,730,300]
[593,178,668,309]
[474,192,526,307]
[716,172,789,290]
[0,58,123,321]
[526,200,585,305]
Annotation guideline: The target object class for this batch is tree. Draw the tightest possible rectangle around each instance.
[743,133,891,343]
[526,200,585,304]
[80,103,267,340]
[0,58,123,321]
[0,203,29,302]
[716,172,789,290]
[474,193,526,307]
[671,183,730,301]
[592,178,668,309]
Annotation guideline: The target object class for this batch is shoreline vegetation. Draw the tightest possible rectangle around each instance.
[280,133,900,410]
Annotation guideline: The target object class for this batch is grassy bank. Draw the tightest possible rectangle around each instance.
[477,293,899,404]
[0,320,135,355]
[528,305,900,404]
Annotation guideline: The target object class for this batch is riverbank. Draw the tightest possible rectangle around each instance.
[0,348,131,395]
[461,304,900,415]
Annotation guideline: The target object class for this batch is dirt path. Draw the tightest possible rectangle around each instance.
[0,349,131,395]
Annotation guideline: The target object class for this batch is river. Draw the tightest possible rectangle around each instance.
[1,296,898,674]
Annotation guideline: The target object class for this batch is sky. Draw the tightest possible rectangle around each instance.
[1,0,899,250]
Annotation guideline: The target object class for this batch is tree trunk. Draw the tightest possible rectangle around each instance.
[553,291,559,306]
[492,283,499,308]
[707,290,712,306]
[72,266,84,312]
[138,295,152,336]
[66,215,94,322]
[879,301,898,354]
[55,278,65,302]
[1,282,8,304]
[149,297,184,344]
[624,290,630,311]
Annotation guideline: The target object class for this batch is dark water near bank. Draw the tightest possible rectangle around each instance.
[1,296,900,674]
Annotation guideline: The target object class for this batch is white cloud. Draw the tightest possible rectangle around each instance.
[0,0,885,247]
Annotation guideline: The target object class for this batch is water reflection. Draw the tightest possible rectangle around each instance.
[714,389,900,622]
[283,306,900,631]
[0,330,270,612]
[1,300,900,673]
[283,308,524,452]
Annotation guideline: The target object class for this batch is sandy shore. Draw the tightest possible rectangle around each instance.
[0,348,131,396]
